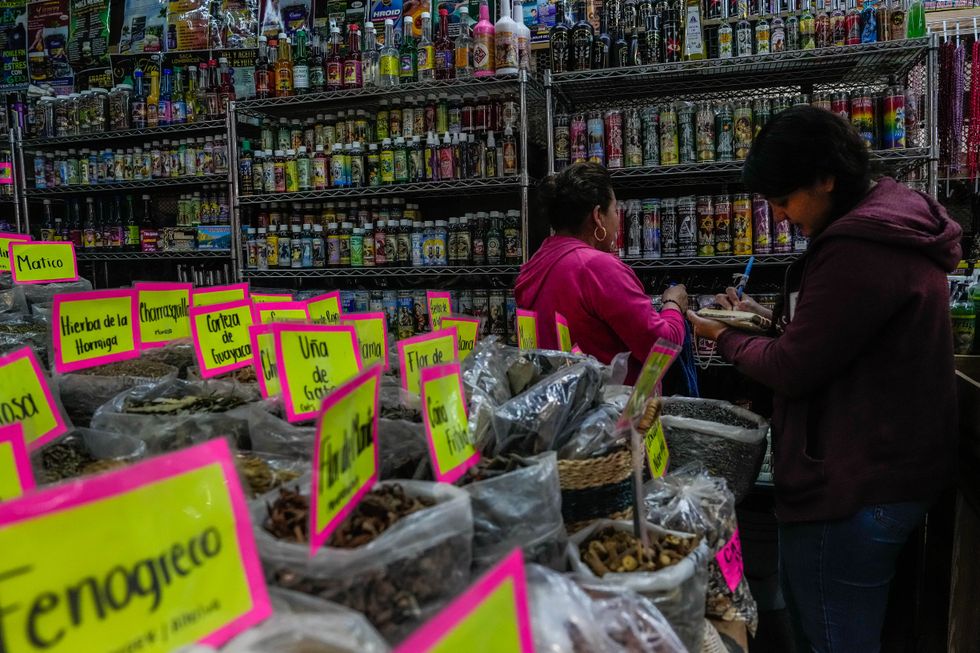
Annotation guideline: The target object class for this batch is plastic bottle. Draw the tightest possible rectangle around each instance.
[495,0,519,74]
[418,12,436,80]
[474,0,497,77]
[952,281,975,355]
[380,138,395,184]
[906,0,924,37]
[379,20,400,87]
[455,6,475,78]
[400,17,418,82]
[363,222,376,266]
[363,22,380,87]
[485,130,498,177]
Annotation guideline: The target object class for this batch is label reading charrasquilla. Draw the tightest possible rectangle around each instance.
[135,282,193,349]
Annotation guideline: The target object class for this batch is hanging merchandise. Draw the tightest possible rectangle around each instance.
[937,31,965,176]
[167,0,215,51]
[27,0,74,89]
[967,33,980,180]
[277,0,311,36]
[0,0,29,90]
[259,0,282,39]
[214,0,259,49]
[68,0,110,70]
[115,0,168,53]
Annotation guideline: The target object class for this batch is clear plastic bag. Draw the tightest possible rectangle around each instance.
[252,479,473,643]
[558,390,631,460]
[526,564,686,653]
[141,341,199,379]
[0,315,51,364]
[459,452,567,572]
[0,286,28,315]
[55,360,178,427]
[220,611,390,653]
[644,465,759,634]
[379,418,429,480]
[31,427,147,484]
[660,397,769,503]
[246,409,316,460]
[567,519,709,653]
[22,278,93,307]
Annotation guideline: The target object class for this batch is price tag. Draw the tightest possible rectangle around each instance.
[134,282,192,349]
[421,363,478,483]
[309,366,382,556]
[644,419,670,479]
[249,324,280,399]
[441,316,481,361]
[0,232,30,273]
[0,438,271,651]
[251,293,293,303]
[0,347,69,449]
[716,529,745,592]
[306,291,342,325]
[8,241,79,284]
[397,328,459,395]
[394,549,535,653]
[516,309,538,350]
[192,283,250,307]
[341,312,389,370]
[273,324,363,423]
[52,289,140,374]
[252,301,309,325]
[189,299,255,379]
[426,291,452,331]
[571,345,584,354]
[555,312,572,352]
[619,339,681,429]
[0,424,35,502]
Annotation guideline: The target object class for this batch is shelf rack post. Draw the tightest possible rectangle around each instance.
[519,70,530,263]
[926,32,939,199]
[228,100,242,282]
[544,69,555,176]
[13,127,28,234]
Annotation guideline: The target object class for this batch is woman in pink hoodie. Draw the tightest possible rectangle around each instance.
[514,163,688,383]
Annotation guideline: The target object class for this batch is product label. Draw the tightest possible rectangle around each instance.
[619,339,681,428]
[341,312,389,370]
[394,549,535,653]
[135,282,192,349]
[0,233,31,273]
[0,424,35,501]
[684,6,704,56]
[309,366,381,555]
[716,529,744,592]
[0,439,272,652]
[8,241,78,284]
[192,283,250,307]
[248,325,279,398]
[426,290,452,330]
[421,363,477,484]
[252,301,310,324]
[441,317,480,361]
[0,347,68,449]
[273,324,363,423]
[306,291,342,325]
[397,328,459,395]
[52,290,140,374]
[555,312,572,352]
[189,299,255,378]
[644,418,670,479]
[251,293,293,303]
[516,309,538,350]
[494,32,518,69]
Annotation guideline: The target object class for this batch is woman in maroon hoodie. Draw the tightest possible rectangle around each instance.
[689,107,962,653]
[515,162,688,384]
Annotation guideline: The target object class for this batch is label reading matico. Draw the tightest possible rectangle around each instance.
[441,317,480,361]
[421,363,478,484]
[516,309,538,350]
[555,312,572,353]
[0,347,69,449]
[397,328,459,395]
[306,292,342,325]
[273,324,363,423]
[9,241,78,284]
[394,549,535,653]
[0,424,35,502]
[192,283,250,307]
[252,301,309,325]
[190,300,255,378]
[135,282,192,348]
[341,312,389,370]
[0,232,31,273]
[309,366,382,556]
[0,438,271,652]
[644,418,670,479]
[53,290,140,374]
[249,325,280,399]
[426,291,452,331]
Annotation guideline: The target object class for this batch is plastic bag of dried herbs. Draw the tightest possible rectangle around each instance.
[558,390,631,460]
[0,285,28,316]
[567,519,709,653]
[90,378,262,453]
[22,277,93,308]
[456,452,566,572]
[526,564,686,653]
[220,611,390,653]
[643,465,759,634]
[234,451,306,498]
[0,315,50,363]
[252,479,473,644]
[31,427,148,484]
[660,397,769,504]
[246,409,317,460]
[55,358,179,427]
[380,379,423,423]
[140,341,198,379]
[379,419,430,481]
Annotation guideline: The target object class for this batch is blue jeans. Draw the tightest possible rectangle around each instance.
[778,501,930,653]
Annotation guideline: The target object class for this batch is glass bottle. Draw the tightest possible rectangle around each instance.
[131,69,147,128]
[844,0,861,44]
[400,16,418,82]
[310,32,326,92]
[158,68,173,126]
[495,0,519,74]
[611,27,628,66]
[436,8,455,79]
[815,0,831,46]
[830,0,845,46]
[593,5,611,69]
[663,3,682,62]
[218,57,235,108]
[474,0,496,77]
[344,24,363,88]
[514,0,532,70]
[798,0,815,48]
[888,0,906,40]
[571,0,595,70]
[550,0,571,72]
[755,8,771,53]
[327,26,344,90]
[735,7,754,55]
[684,0,706,60]
[379,19,400,87]
[185,65,199,121]
[455,6,475,78]
[718,20,734,58]
[418,12,436,80]
[276,33,294,96]
[292,28,310,94]
[361,22,379,87]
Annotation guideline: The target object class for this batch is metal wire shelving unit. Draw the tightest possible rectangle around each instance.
[22,174,227,196]
[76,250,232,261]
[237,176,529,204]
[20,120,227,149]
[240,264,521,279]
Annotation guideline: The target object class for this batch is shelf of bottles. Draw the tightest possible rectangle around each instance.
[628,252,800,269]
[238,176,527,204]
[24,174,228,196]
[77,250,232,262]
[241,264,521,279]
[20,120,228,149]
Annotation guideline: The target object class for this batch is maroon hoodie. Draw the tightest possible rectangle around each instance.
[718,178,962,522]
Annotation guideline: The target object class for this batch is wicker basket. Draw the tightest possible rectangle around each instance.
[557,448,634,527]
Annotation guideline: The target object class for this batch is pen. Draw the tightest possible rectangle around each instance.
[736,256,754,300]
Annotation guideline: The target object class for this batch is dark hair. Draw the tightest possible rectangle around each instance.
[538,162,615,233]
[743,106,871,217]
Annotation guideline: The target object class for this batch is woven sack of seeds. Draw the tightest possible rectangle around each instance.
[644,465,759,634]
[568,519,709,653]
[457,452,566,572]
[55,358,178,427]
[219,611,390,653]
[252,479,473,644]
[91,378,261,453]
[659,398,769,504]
[526,564,686,653]
[31,427,147,484]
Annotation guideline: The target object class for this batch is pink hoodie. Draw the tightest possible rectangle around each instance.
[514,235,685,383]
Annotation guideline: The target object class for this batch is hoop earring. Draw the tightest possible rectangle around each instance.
[593,224,608,243]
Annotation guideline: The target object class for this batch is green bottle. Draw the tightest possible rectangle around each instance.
[906,0,925,37]
[399,17,418,82]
